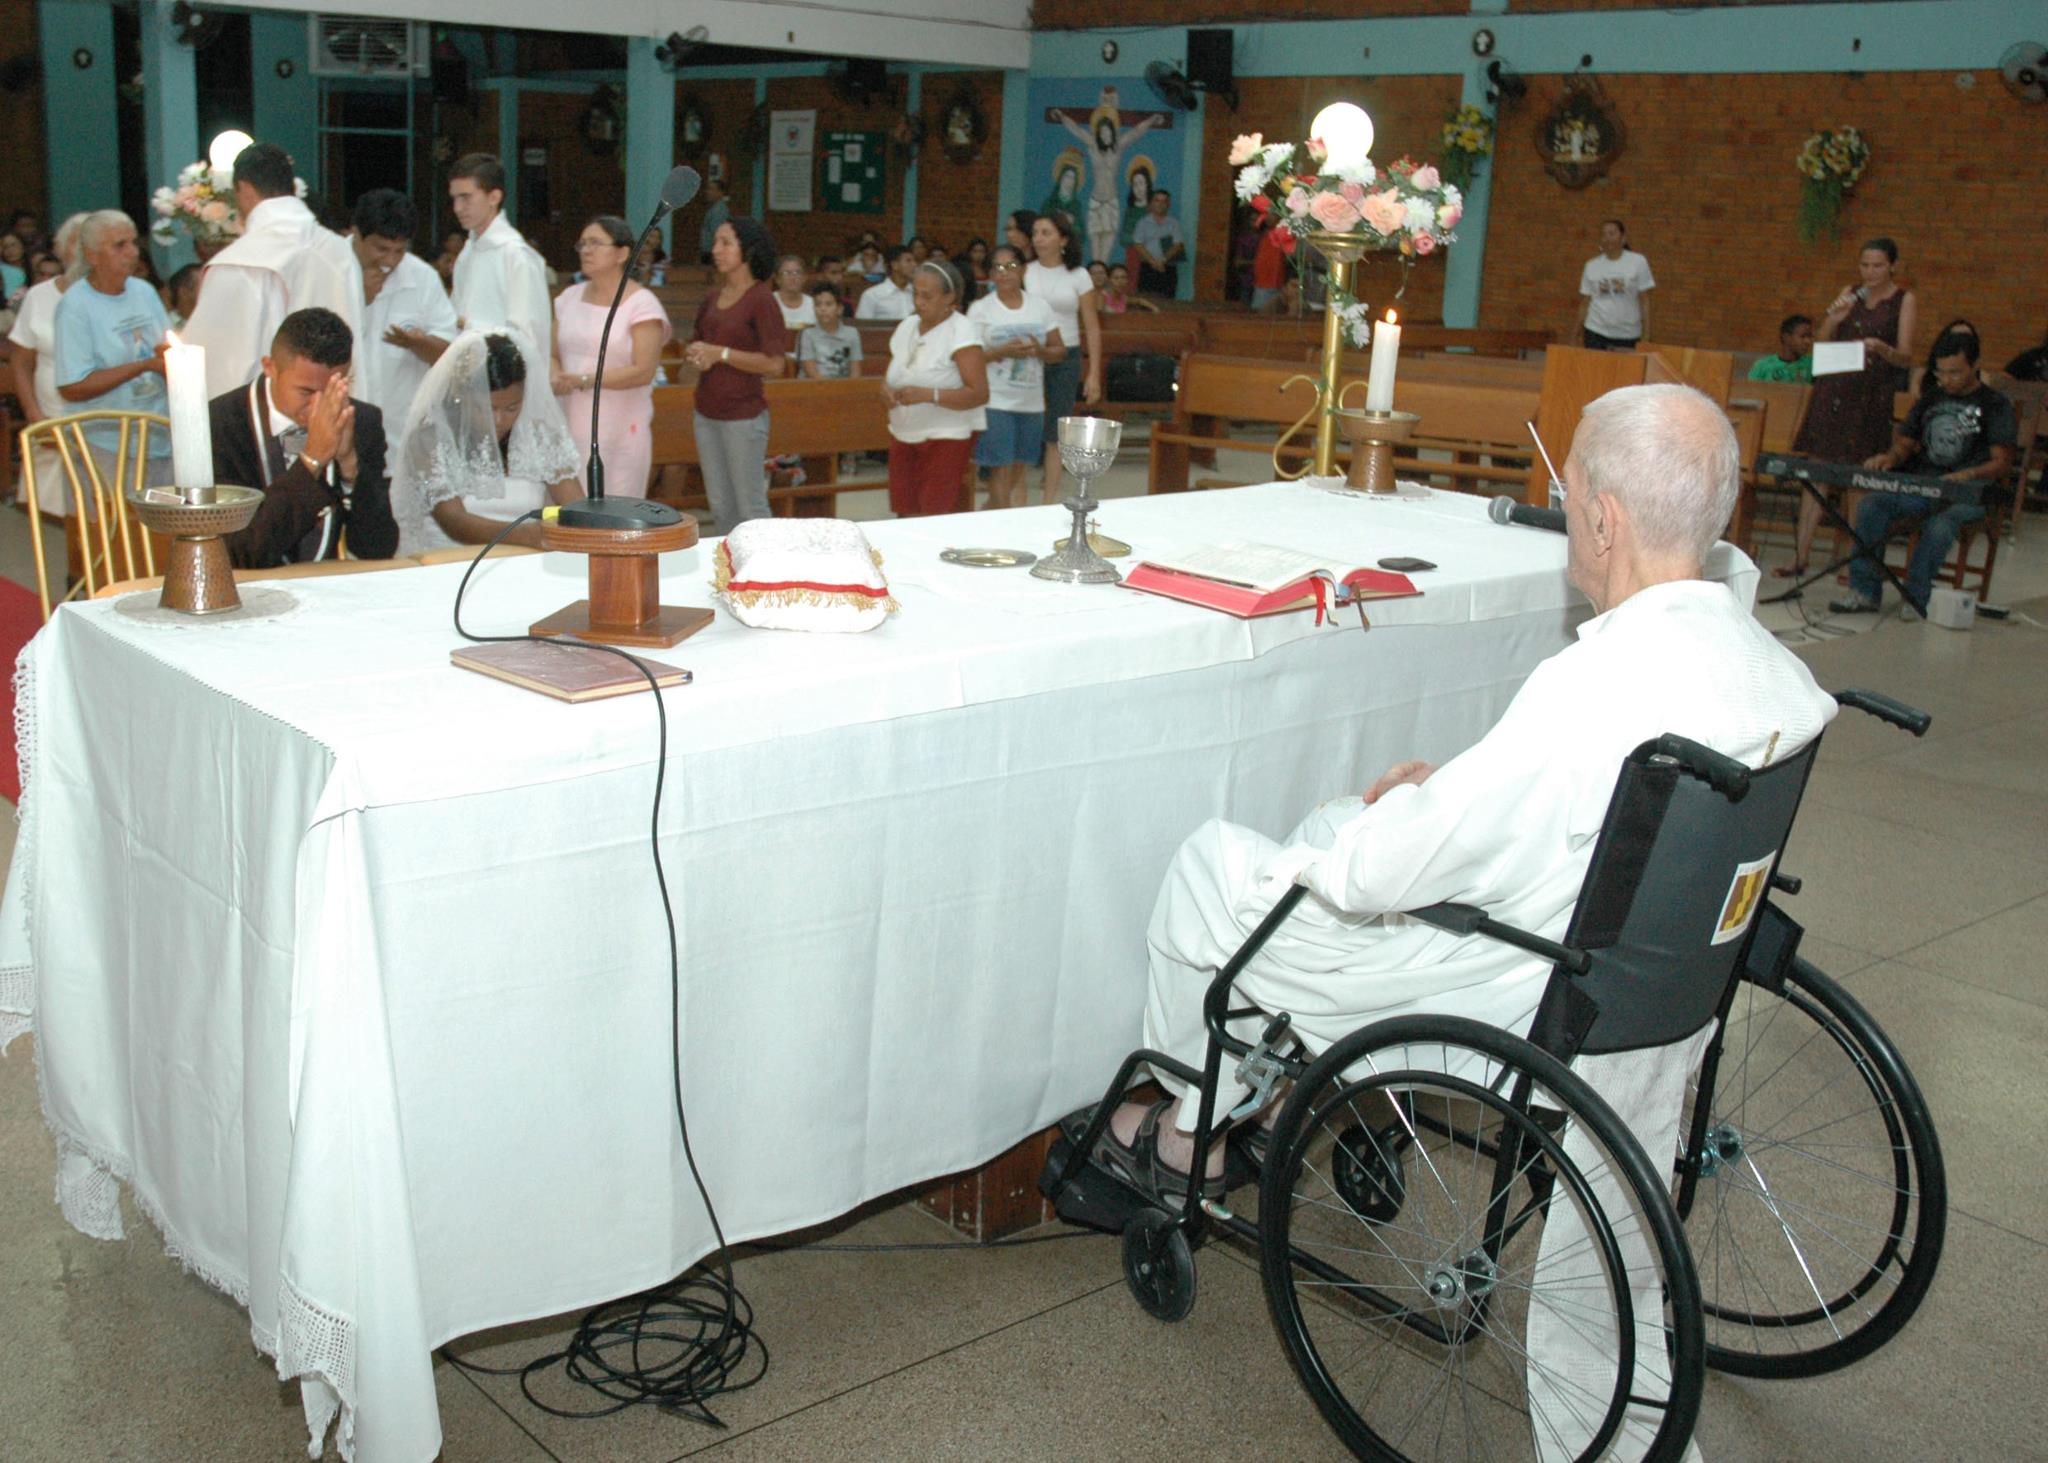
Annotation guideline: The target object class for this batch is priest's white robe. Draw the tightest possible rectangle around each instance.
[1142,577,1837,1461]
[451,212,551,360]
[180,196,362,398]
[354,251,457,456]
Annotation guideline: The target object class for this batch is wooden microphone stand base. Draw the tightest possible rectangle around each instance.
[528,518,714,649]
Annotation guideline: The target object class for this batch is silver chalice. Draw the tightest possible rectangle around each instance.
[1031,415,1123,585]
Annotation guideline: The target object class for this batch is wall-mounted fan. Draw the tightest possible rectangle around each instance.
[2001,42,2046,102]
[1145,61,1199,114]
[655,26,709,70]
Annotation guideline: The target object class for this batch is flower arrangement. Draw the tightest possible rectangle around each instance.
[1232,131,1462,345]
[149,160,309,248]
[1795,125,1870,242]
[1438,104,1494,191]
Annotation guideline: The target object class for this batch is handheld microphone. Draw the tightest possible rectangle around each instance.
[557,165,702,532]
[1488,494,1566,534]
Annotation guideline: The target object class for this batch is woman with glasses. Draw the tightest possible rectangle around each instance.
[967,246,1063,510]
[551,214,672,497]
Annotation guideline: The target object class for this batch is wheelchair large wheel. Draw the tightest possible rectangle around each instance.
[1679,956,1946,1378]
[1259,1016,1702,1462]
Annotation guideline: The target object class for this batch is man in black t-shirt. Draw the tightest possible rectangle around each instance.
[1832,328,2016,614]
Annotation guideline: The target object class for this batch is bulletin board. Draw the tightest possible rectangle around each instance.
[820,131,886,214]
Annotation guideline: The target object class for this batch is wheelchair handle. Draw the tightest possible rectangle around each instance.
[1835,688,1932,737]
[1646,735,1750,801]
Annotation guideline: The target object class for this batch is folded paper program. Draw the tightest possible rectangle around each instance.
[712,518,900,632]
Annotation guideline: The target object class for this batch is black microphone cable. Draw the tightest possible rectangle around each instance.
[442,514,768,1425]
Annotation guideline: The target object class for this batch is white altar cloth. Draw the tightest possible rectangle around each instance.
[0,483,1756,1460]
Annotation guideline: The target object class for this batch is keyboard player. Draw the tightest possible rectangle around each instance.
[1831,327,2016,615]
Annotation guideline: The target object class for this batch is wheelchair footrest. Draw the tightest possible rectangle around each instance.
[1039,1134,1156,1235]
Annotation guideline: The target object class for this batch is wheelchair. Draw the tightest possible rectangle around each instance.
[1040,689,1946,1461]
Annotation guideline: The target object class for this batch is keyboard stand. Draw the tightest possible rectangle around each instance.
[1758,479,1927,618]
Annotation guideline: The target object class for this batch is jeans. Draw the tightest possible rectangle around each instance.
[1582,328,1640,351]
[693,410,771,534]
[1848,490,1985,607]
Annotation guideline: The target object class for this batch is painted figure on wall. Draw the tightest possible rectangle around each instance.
[1047,86,1169,266]
[1041,149,1086,237]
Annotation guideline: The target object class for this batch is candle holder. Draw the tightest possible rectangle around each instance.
[126,484,264,614]
[1032,416,1122,585]
[1334,406,1422,495]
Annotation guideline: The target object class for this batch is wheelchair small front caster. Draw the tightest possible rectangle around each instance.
[1332,1123,1406,1224]
[1122,1210,1197,1322]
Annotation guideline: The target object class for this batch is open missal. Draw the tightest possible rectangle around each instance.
[1123,542,1420,619]
[451,641,692,702]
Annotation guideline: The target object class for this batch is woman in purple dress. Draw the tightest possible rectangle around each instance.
[1780,236,1918,576]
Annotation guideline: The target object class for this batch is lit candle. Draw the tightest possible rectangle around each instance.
[163,332,213,492]
[1364,309,1401,413]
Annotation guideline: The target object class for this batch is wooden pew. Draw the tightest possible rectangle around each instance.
[1638,342,1735,406]
[1204,314,1549,361]
[648,375,974,516]
[1728,381,1813,555]
[1148,354,1538,495]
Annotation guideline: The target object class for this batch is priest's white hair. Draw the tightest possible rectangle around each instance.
[1575,383,1738,563]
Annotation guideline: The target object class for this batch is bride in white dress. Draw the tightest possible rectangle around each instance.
[394,328,581,554]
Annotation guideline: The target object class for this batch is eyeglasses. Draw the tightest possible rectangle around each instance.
[991,262,1022,273]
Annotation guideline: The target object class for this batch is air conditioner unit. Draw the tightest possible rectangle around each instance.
[307,16,428,79]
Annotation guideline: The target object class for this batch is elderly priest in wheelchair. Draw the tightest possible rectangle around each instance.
[1091,382,1839,1457]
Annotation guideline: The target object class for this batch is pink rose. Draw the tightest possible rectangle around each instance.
[1308,190,1362,232]
[1285,186,1313,219]
[199,199,230,222]
[1307,137,1329,164]
[1413,232,1437,256]
[1338,181,1365,204]
[1228,132,1263,166]
[1410,164,1441,191]
[1437,202,1463,230]
[1361,189,1407,235]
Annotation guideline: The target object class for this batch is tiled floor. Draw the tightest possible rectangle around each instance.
[4,468,2045,1460]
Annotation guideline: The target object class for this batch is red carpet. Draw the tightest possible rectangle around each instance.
[0,577,43,804]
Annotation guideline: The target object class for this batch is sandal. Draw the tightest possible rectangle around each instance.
[1092,1098,1226,1208]
[1770,561,1809,579]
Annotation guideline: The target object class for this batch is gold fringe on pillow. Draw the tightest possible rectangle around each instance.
[723,585,900,614]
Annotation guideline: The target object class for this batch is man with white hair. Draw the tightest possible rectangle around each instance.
[1099,385,1837,1452]
[181,141,361,397]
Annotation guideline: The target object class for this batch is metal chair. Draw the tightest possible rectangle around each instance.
[18,410,169,620]
[1042,689,1945,1461]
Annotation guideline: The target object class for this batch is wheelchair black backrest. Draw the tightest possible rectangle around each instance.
[1537,733,1820,1060]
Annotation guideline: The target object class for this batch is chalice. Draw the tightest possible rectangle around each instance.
[1032,415,1123,585]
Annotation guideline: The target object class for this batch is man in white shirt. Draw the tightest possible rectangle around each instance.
[1574,218,1655,350]
[853,245,916,322]
[448,152,552,360]
[1098,383,1834,1459]
[180,141,362,397]
[347,189,457,457]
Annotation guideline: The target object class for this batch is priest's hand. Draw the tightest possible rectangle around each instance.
[1364,760,1435,805]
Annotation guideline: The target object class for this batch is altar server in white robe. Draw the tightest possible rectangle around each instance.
[347,188,456,458]
[448,152,552,361]
[180,141,361,398]
[1106,383,1836,1461]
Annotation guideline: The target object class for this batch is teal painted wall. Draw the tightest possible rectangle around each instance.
[249,11,320,191]
[139,0,197,273]
[38,0,118,225]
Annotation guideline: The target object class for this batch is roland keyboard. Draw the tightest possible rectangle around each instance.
[1756,453,1990,509]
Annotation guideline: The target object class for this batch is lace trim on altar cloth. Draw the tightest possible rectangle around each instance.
[278,1275,359,1461]
[2,650,37,1058]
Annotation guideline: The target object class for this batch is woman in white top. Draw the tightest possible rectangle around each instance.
[966,245,1065,510]
[394,330,581,554]
[1022,211,1102,504]
[6,213,85,438]
[770,253,817,340]
[883,261,988,517]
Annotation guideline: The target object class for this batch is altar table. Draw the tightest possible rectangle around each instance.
[0,483,1757,1460]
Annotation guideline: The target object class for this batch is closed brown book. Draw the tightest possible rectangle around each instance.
[450,641,692,702]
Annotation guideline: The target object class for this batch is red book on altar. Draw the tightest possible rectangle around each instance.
[1123,543,1420,619]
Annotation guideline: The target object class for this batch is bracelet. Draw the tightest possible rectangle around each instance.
[721,346,731,363]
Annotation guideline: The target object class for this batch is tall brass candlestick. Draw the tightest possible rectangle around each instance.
[1306,231,1373,478]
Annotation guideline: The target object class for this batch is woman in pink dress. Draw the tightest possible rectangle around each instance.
[552,215,672,496]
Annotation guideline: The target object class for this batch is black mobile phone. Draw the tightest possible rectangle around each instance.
[1377,556,1436,573]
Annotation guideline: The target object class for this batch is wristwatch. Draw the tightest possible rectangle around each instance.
[721,346,731,363]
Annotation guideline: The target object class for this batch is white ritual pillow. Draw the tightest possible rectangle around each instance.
[712,518,899,633]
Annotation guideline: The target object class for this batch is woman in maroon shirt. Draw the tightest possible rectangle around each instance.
[685,215,788,531]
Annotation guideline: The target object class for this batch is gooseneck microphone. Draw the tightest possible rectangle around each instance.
[1488,494,1566,534]
[556,164,702,532]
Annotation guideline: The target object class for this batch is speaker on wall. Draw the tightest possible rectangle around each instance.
[1186,29,1233,92]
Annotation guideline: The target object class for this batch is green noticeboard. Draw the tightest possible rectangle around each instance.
[820,131,886,215]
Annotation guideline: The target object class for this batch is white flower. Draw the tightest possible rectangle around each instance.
[1440,183,1462,208]
[1259,141,1296,170]
[1322,158,1377,186]
[1403,195,1436,233]
[1234,163,1271,202]
[293,176,309,198]
[1338,301,1373,349]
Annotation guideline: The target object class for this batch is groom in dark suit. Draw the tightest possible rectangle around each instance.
[208,306,400,567]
